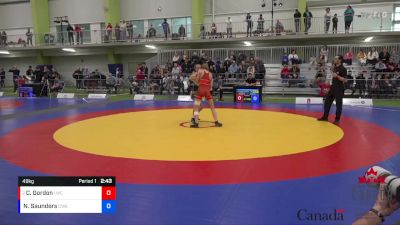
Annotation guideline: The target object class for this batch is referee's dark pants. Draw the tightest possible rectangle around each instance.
[323,89,344,120]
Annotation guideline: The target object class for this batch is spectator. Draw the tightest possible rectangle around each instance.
[172,52,181,65]
[367,48,379,65]
[289,49,299,65]
[106,23,113,41]
[245,13,253,37]
[332,14,338,34]
[127,21,134,41]
[181,59,192,74]
[386,59,396,74]
[245,73,257,85]
[289,64,301,87]
[275,20,284,35]
[257,14,264,35]
[9,66,20,92]
[33,66,44,83]
[72,68,83,89]
[375,60,387,76]
[314,63,326,86]
[120,20,127,40]
[247,62,255,76]
[115,67,122,78]
[162,19,170,40]
[106,74,117,93]
[171,63,181,76]
[67,23,74,45]
[324,8,331,34]
[26,28,33,46]
[178,24,186,39]
[303,8,313,34]
[344,5,355,34]
[211,22,217,38]
[318,79,331,97]
[352,71,367,97]
[75,24,83,45]
[16,76,26,90]
[281,65,290,83]
[200,24,205,39]
[226,17,233,38]
[1,31,7,46]
[390,48,399,64]
[379,47,390,63]
[320,46,328,64]
[254,58,266,85]
[147,24,156,38]
[357,49,367,65]
[115,22,121,41]
[228,61,239,74]
[50,76,62,93]
[282,52,289,65]
[0,68,5,88]
[344,50,353,65]
[135,64,145,84]
[294,9,302,33]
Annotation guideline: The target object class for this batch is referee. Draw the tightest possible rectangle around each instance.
[318,55,347,124]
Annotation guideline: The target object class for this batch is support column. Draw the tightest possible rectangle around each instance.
[192,0,205,38]
[298,0,307,32]
[31,0,51,64]
[104,0,121,63]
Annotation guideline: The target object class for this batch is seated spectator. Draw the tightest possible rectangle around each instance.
[72,68,83,89]
[375,60,387,77]
[106,74,117,93]
[181,59,192,74]
[390,48,399,64]
[135,64,145,84]
[386,59,396,74]
[318,80,331,97]
[379,47,390,63]
[320,46,328,64]
[281,65,290,83]
[172,52,181,65]
[367,47,379,65]
[381,74,394,97]
[245,73,257,86]
[228,61,239,74]
[357,49,367,65]
[314,64,326,86]
[254,58,266,85]
[352,71,367,97]
[288,64,301,87]
[282,52,289,65]
[247,62,255,77]
[289,49,299,65]
[344,50,353,65]
[50,77,63,93]
[171,63,181,76]
[16,76,26,89]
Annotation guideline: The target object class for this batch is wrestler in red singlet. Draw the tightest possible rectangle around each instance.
[196,70,213,101]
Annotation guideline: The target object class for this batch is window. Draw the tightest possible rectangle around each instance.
[393,6,400,31]
[171,17,192,37]
[56,23,91,44]
[148,19,165,38]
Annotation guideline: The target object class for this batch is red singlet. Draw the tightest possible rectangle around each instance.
[196,71,213,101]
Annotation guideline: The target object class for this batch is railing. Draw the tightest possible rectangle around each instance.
[0,13,398,49]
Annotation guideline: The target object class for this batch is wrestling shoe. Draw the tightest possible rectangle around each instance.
[190,123,199,128]
[214,121,223,127]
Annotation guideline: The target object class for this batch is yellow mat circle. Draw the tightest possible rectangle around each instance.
[53,109,344,161]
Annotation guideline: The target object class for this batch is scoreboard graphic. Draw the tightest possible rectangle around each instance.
[233,86,262,103]
[18,176,116,214]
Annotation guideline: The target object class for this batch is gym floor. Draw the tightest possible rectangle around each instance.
[0,98,399,225]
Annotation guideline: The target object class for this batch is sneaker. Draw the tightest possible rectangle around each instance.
[333,119,340,125]
[191,117,195,125]
[190,123,199,128]
[214,121,223,127]
[317,117,328,122]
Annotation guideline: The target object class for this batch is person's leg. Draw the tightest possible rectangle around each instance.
[191,99,201,127]
[335,94,343,122]
[321,93,335,119]
[207,99,222,127]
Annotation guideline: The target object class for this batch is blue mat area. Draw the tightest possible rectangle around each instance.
[0,99,399,225]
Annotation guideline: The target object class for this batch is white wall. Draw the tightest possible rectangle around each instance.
[48,0,105,25]
[121,0,192,20]
[0,2,32,29]
[205,0,298,15]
